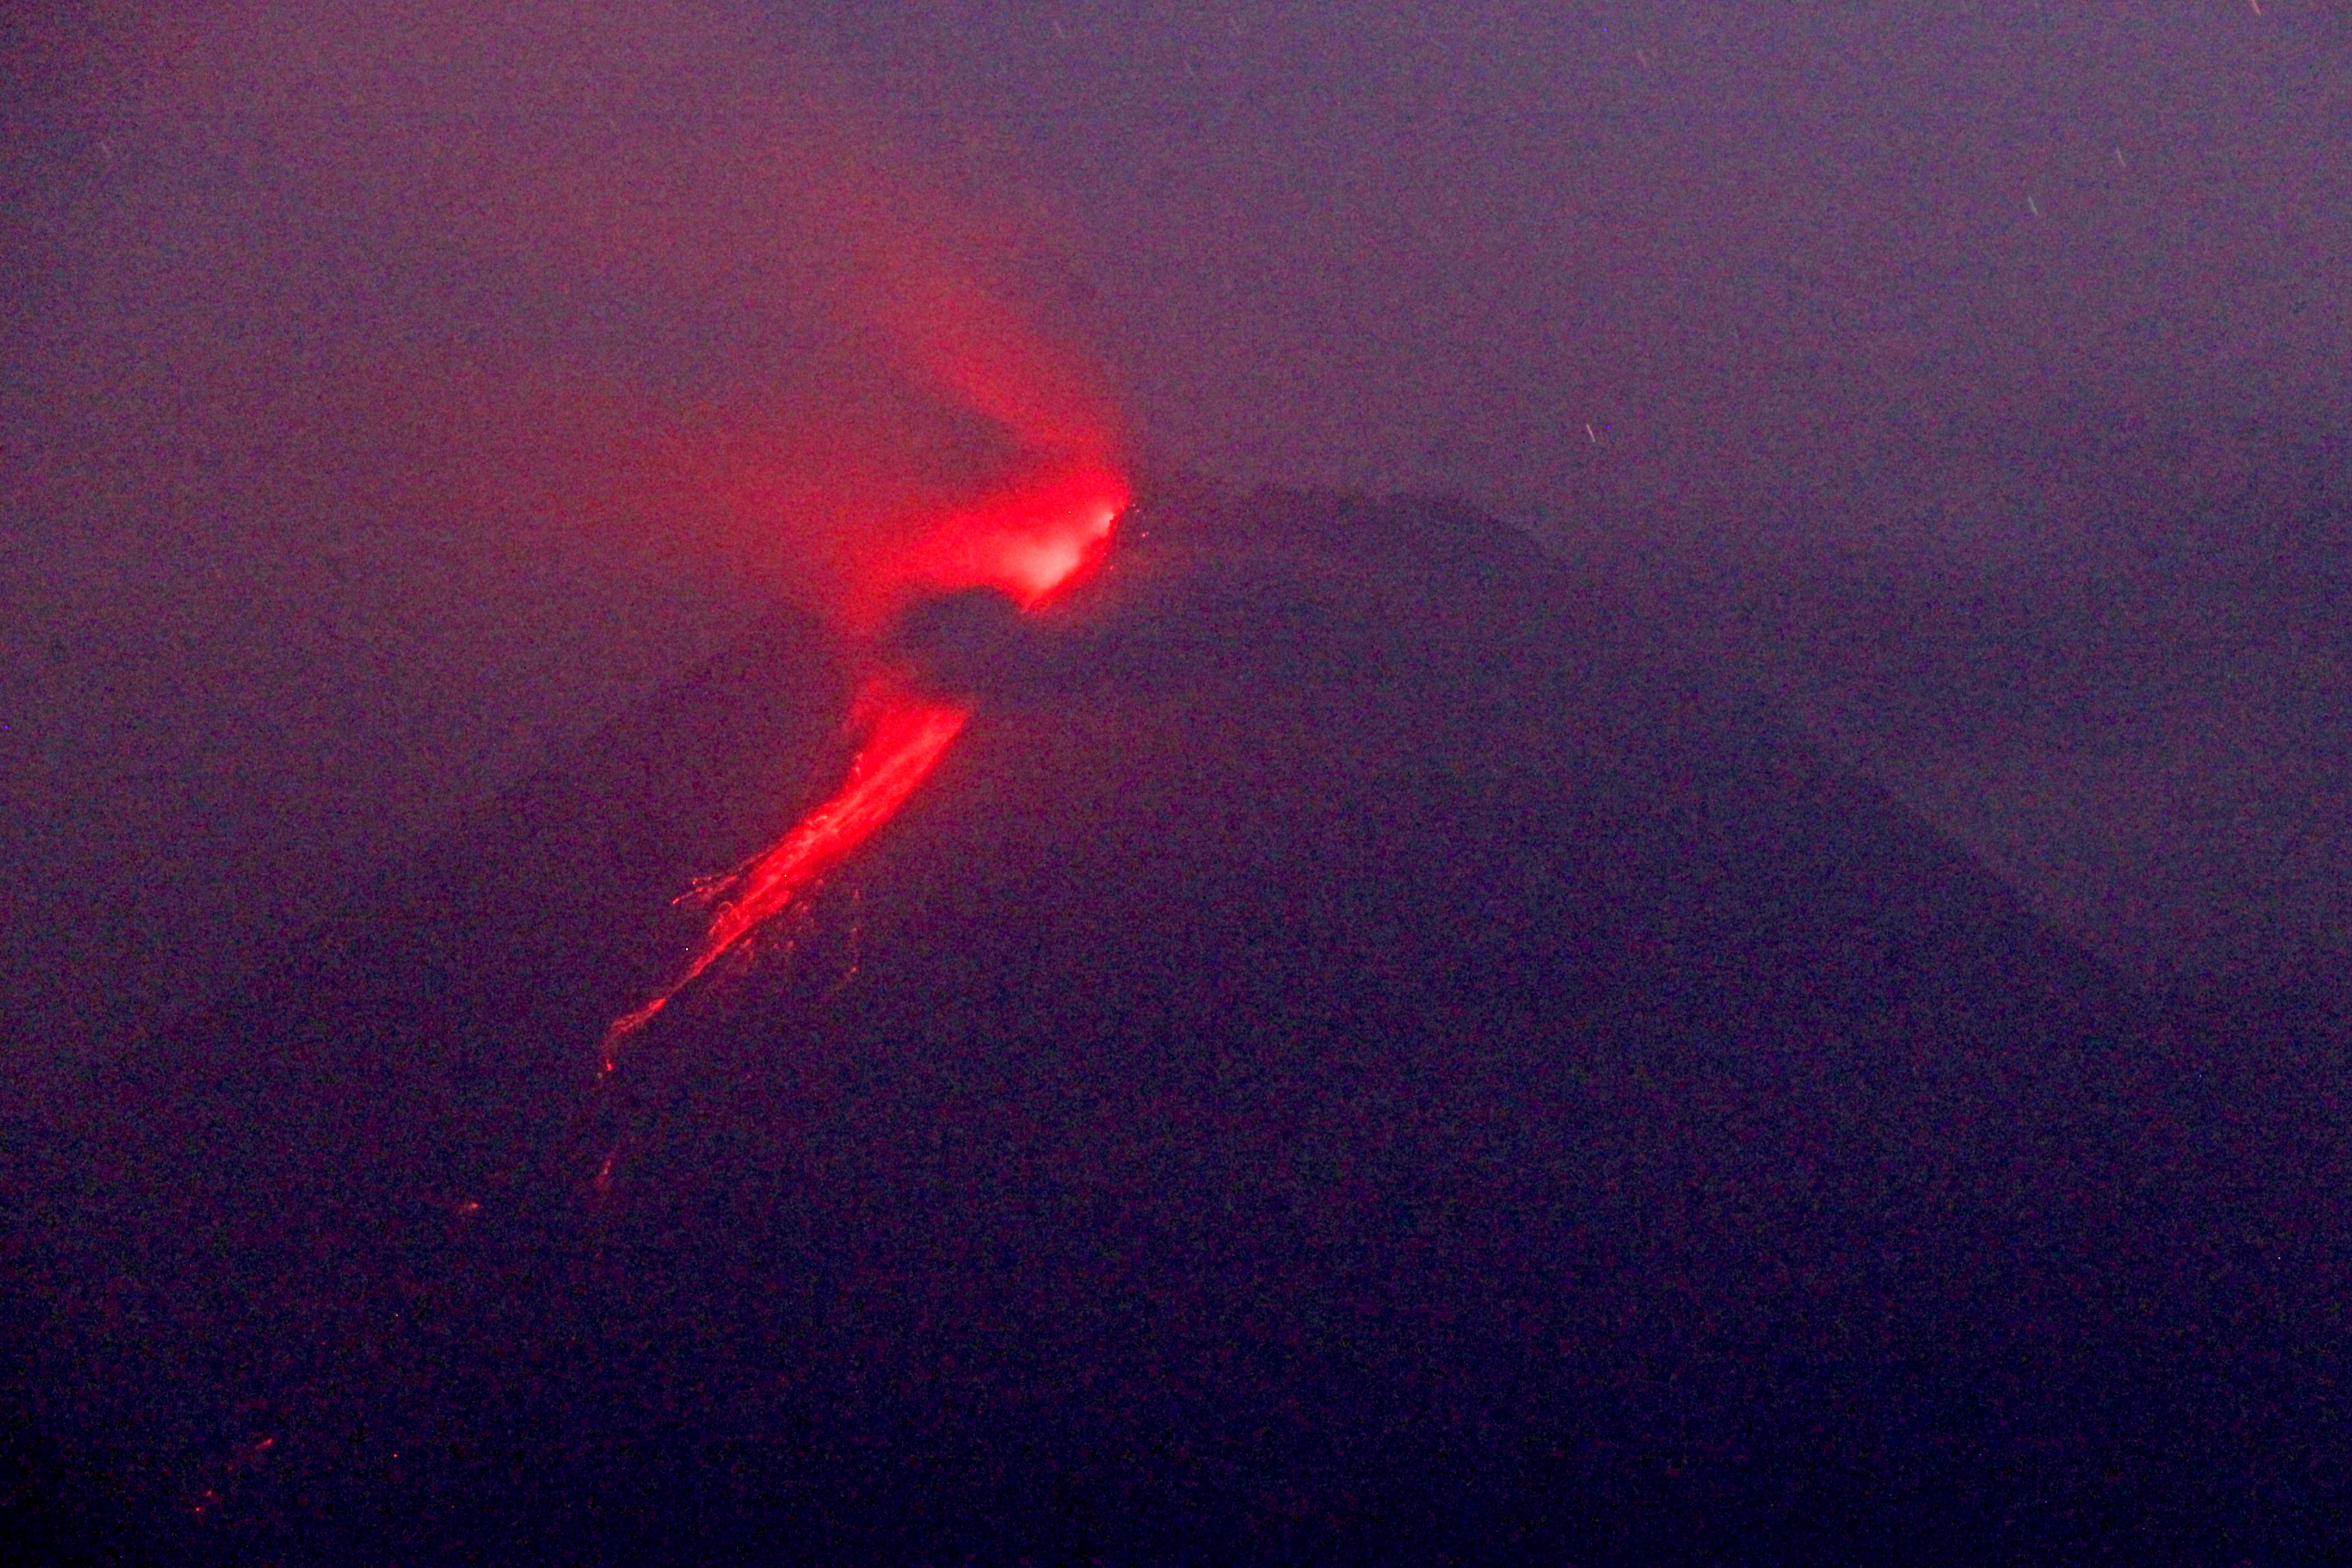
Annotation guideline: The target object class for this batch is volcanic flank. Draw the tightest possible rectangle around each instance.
[11,486,2350,1560]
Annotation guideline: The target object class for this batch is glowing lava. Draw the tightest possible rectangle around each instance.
[598,683,968,1066]
[847,453,1131,629]
[600,456,1128,1066]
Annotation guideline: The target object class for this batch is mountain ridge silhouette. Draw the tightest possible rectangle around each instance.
[11,484,2348,1560]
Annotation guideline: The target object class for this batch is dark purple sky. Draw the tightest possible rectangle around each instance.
[4,0,2347,1111]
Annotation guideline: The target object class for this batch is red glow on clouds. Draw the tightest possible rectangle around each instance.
[59,0,1130,624]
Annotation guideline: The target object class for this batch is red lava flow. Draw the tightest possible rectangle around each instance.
[599,456,1129,1069]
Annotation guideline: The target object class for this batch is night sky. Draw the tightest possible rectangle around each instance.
[3,6,2345,1108]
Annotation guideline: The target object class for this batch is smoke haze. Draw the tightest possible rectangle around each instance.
[5,1,2348,1108]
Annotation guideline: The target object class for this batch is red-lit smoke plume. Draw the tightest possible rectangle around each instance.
[51,0,1124,620]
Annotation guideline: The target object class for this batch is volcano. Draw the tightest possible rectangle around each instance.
[9,485,2349,1561]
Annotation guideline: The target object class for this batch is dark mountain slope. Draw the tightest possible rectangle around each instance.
[12,486,2350,1561]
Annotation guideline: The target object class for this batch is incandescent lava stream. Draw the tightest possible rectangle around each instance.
[599,456,1130,1066]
